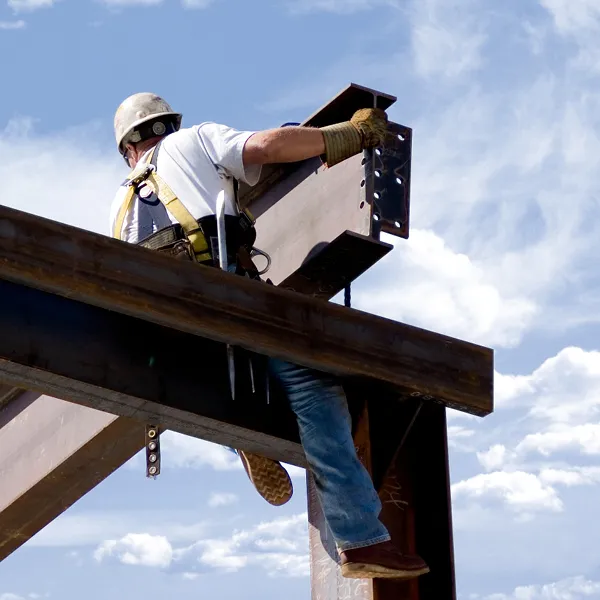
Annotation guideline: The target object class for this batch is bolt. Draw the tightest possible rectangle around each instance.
[149,466,157,476]
[148,441,157,451]
[147,429,157,439]
[149,454,157,463]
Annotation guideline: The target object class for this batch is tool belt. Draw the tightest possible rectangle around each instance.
[137,213,260,278]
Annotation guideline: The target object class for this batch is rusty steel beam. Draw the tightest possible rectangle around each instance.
[0,275,305,465]
[0,204,493,416]
[0,391,145,561]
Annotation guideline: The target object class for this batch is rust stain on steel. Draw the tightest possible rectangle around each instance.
[0,205,493,417]
[0,385,23,412]
[368,398,457,599]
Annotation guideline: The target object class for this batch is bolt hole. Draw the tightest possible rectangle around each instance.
[375,170,382,178]
[375,148,382,156]
[398,134,405,141]
[374,192,380,200]
[361,157,367,165]
[373,214,381,221]
[394,221,402,228]
[396,177,403,185]
[360,179,365,187]
[360,201,365,209]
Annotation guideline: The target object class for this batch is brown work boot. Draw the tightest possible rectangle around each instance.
[339,540,430,579]
[238,451,293,506]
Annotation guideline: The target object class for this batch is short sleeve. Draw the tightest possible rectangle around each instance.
[195,122,262,186]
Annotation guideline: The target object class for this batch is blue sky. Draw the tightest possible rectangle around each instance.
[2,0,600,599]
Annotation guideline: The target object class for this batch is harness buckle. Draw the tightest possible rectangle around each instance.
[124,164,155,188]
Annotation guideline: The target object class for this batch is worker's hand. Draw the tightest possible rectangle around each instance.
[350,108,389,148]
[320,107,389,167]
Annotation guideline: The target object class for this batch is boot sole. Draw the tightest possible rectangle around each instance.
[341,562,430,579]
[239,451,293,506]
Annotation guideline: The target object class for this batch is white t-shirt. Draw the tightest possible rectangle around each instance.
[109,122,262,244]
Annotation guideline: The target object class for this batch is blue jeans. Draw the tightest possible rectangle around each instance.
[268,358,391,552]
[224,264,389,550]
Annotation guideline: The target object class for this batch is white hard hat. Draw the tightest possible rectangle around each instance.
[114,92,182,154]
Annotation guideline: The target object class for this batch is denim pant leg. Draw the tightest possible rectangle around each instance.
[269,357,391,551]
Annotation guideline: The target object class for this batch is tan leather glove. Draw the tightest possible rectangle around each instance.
[320,108,389,167]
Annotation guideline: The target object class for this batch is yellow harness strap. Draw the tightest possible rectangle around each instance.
[112,147,211,263]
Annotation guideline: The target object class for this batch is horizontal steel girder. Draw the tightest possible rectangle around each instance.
[0,203,493,418]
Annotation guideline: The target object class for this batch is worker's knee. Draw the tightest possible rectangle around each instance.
[269,357,350,424]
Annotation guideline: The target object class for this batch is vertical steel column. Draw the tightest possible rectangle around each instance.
[306,395,457,600]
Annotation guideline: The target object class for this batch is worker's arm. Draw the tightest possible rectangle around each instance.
[243,108,389,168]
[243,127,325,165]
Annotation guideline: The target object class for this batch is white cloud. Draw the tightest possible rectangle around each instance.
[99,0,216,6]
[8,0,55,11]
[93,513,309,579]
[451,346,600,519]
[286,0,397,14]
[0,595,26,600]
[144,433,242,471]
[539,0,600,34]
[94,533,173,569]
[538,0,600,76]
[409,0,487,80]
[181,0,214,7]
[208,492,238,507]
[494,371,536,408]
[516,424,600,457]
[182,513,309,578]
[100,0,162,6]
[477,445,508,472]
[451,471,564,514]
[348,70,600,347]
[182,572,200,580]
[448,426,475,439]
[485,574,600,599]
[352,229,537,347]
[448,425,476,451]
[505,347,600,426]
[0,20,25,29]
[539,467,600,487]
[0,117,122,234]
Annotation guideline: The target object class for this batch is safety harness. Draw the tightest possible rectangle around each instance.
[113,140,271,480]
[112,142,263,277]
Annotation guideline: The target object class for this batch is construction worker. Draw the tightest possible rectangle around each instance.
[109,92,429,580]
